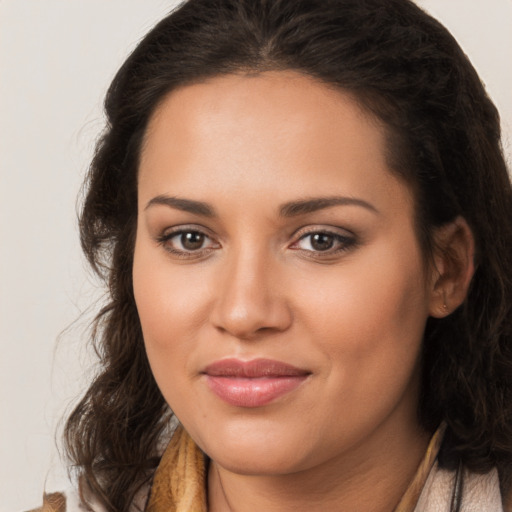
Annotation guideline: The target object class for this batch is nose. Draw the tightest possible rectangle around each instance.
[210,248,293,340]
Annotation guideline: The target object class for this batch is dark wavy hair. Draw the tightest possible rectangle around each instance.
[64,0,512,510]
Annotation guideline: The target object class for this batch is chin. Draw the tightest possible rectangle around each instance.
[210,446,308,476]
[193,419,314,476]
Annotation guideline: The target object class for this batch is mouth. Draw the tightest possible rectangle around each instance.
[202,358,311,407]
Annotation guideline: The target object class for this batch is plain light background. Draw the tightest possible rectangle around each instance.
[1,1,511,510]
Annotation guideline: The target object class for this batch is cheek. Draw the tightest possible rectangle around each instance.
[290,251,428,442]
[295,239,429,374]
[132,239,210,380]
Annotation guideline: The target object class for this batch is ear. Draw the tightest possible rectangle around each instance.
[428,216,476,318]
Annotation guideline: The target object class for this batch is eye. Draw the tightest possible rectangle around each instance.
[175,231,208,251]
[299,232,336,251]
[157,227,219,257]
[291,229,357,255]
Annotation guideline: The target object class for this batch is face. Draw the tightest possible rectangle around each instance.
[133,71,436,476]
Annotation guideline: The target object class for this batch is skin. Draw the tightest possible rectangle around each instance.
[133,71,470,511]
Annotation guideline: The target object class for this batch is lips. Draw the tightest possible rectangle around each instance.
[202,358,310,407]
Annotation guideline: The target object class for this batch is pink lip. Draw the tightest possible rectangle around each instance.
[202,358,310,407]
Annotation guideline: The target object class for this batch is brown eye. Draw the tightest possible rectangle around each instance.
[180,231,205,250]
[157,228,219,257]
[310,233,334,251]
[292,230,356,256]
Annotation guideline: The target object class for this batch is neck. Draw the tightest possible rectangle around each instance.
[208,419,431,512]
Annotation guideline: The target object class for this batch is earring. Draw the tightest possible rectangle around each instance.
[442,292,449,314]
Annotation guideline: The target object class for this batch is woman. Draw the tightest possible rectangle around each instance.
[39,0,512,510]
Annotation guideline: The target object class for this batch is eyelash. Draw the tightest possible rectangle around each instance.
[290,228,357,257]
[156,226,357,260]
[156,226,219,259]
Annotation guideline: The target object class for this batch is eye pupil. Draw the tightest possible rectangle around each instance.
[311,233,334,251]
[181,232,205,250]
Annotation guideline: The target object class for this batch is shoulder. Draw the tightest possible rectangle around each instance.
[501,470,512,512]
[416,462,509,511]
[26,492,67,512]
[27,488,107,512]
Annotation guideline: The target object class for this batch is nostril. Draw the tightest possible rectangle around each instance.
[212,302,293,340]
[210,258,293,338]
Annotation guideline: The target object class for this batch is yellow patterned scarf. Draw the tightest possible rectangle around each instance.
[146,426,207,511]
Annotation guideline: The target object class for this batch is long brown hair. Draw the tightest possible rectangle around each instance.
[65,0,512,509]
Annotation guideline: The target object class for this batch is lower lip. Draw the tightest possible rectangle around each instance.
[205,375,308,407]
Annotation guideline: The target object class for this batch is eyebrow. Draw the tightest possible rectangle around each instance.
[144,194,378,218]
[145,195,216,217]
[279,196,378,217]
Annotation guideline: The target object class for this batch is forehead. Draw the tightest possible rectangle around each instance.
[139,70,413,217]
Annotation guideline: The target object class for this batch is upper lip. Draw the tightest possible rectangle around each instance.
[202,358,311,378]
